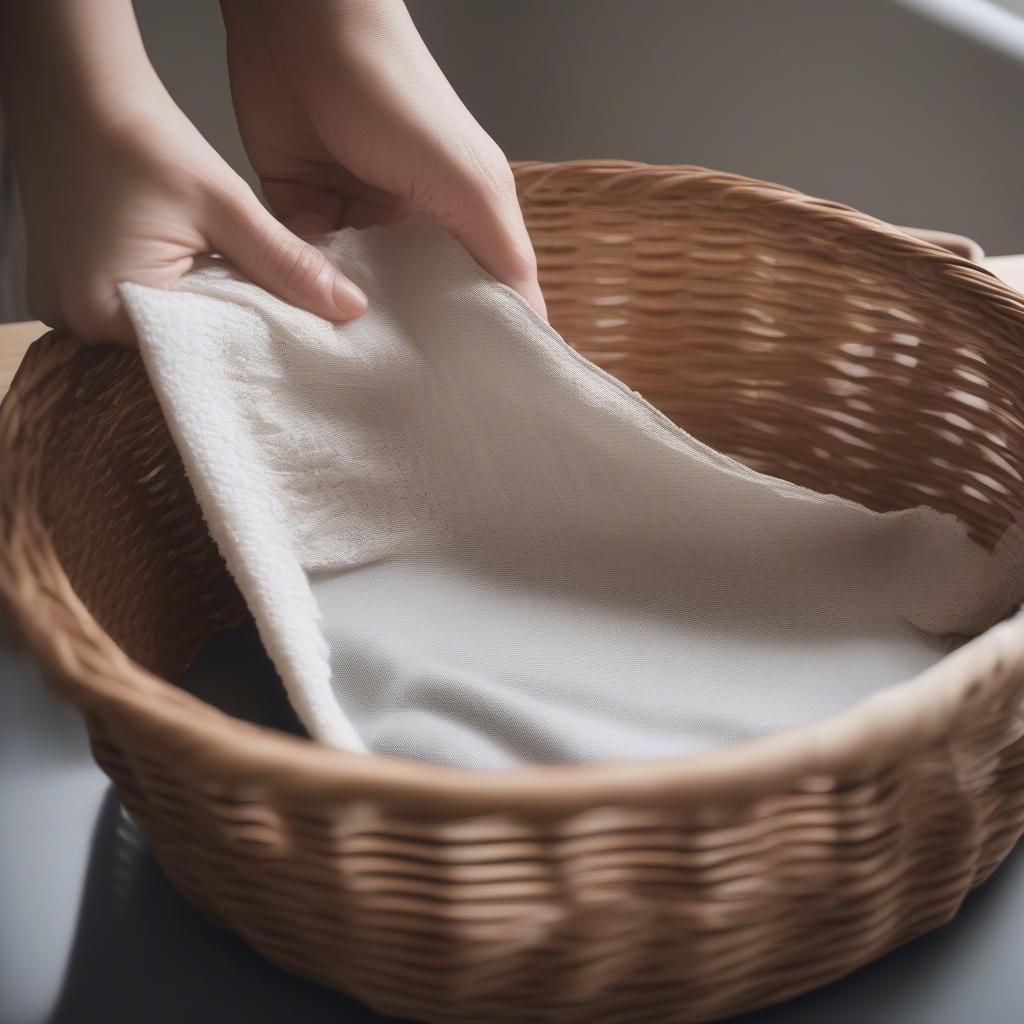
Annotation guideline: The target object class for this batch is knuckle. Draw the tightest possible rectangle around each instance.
[442,134,514,205]
[208,179,256,223]
[265,228,326,292]
[466,149,516,202]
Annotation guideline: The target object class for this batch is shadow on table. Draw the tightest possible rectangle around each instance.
[48,787,404,1024]
[48,623,1024,1024]
[48,624,400,1024]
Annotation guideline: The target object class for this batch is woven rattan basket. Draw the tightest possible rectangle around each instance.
[3,161,1024,1024]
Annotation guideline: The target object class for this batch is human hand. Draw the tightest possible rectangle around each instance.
[220,0,546,318]
[1,0,368,344]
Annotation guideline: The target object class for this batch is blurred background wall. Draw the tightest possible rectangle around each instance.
[5,0,1024,320]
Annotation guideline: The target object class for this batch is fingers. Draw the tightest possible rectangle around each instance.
[423,151,547,320]
[262,178,344,236]
[263,172,401,231]
[209,189,367,321]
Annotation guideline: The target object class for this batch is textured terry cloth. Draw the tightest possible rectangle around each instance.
[122,217,1024,768]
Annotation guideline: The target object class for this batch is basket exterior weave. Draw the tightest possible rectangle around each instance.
[3,161,1024,1024]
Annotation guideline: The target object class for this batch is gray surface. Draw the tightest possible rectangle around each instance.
[2,614,1023,1023]
[137,0,1024,253]
[7,0,1024,323]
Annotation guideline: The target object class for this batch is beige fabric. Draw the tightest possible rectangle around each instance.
[122,217,1024,766]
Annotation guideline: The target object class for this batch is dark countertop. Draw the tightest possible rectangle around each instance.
[3,616,1023,1024]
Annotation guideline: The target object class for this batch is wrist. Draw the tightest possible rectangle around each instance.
[222,0,410,52]
[1,0,163,148]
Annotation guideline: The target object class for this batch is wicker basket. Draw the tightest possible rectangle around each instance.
[3,161,1024,1024]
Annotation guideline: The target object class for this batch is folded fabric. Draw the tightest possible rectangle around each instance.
[123,217,1024,768]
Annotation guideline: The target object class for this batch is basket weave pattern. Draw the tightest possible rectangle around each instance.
[3,162,1024,1023]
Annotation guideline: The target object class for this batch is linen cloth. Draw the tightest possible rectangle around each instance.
[123,217,1024,768]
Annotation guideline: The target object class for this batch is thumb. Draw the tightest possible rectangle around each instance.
[209,190,367,320]
[425,158,546,320]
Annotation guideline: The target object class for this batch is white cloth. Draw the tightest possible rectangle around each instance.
[123,217,1024,768]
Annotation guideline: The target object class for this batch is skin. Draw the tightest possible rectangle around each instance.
[0,0,545,344]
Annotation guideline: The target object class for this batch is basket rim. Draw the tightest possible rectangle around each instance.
[4,159,1024,820]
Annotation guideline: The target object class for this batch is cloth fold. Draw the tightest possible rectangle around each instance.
[123,217,1024,768]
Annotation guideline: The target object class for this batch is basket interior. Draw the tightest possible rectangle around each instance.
[518,166,1024,545]
[24,165,1024,687]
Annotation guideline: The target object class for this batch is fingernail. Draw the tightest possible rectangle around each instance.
[332,276,368,318]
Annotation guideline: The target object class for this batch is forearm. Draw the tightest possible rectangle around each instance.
[221,0,426,76]
[0,0,161,149]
